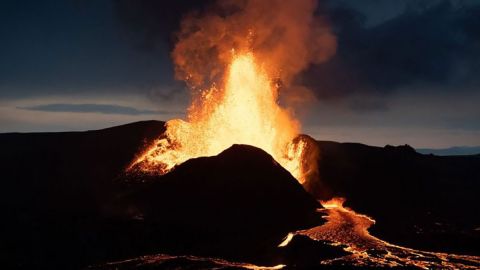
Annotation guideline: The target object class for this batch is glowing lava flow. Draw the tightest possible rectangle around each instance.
[97,254,285,270]
[280,198,480,269]
[129,52,308,183]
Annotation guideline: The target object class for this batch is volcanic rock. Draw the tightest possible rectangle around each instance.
[0,123,322,268]
[3,120,479,268]
[113,144,322,263]
[0,121,167,269]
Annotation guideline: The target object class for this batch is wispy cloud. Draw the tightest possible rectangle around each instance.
[19,103,179,116]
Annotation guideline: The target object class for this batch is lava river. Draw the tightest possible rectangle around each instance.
[280,198,480,269]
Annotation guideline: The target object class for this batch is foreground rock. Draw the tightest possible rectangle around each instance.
[3,120,479,268]
[113,144,322,264]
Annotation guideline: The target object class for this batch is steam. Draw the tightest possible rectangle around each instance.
[172,0,336,91]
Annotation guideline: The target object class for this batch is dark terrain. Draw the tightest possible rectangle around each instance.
[0,120,479,269]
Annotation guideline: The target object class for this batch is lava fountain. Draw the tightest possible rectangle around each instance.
[127,0,337,183]
[129,51,308,183]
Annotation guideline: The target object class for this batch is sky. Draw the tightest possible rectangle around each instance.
[0,0,479,148]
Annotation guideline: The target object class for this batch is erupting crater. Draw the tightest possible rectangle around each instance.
[129,52,312,183]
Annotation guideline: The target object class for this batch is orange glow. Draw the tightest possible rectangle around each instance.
[320,197,346,209]
[129,52,309,183]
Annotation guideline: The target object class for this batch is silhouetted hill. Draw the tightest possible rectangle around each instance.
[112,144,321,265]
[0,120,165,215]
[0,121,166,268]
[121,145,319,231]
[417,146,480,156]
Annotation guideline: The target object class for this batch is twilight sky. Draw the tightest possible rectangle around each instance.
[0,0,479,148]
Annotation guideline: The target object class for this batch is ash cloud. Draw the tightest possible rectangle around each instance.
[171,0,336,91]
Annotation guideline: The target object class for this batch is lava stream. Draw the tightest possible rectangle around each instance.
[281,198,480,269]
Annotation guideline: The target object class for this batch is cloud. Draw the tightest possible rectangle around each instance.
[303,0,480,99]
[19,103,179,116]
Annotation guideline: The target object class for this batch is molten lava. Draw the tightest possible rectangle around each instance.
[278,198,480,269]
[130,52,308,183]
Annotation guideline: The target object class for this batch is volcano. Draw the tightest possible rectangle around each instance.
[0,121,327,269]
[113,144,323,263]
[1,121,479,269]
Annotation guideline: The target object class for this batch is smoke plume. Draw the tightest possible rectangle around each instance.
[172,0,336,94]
